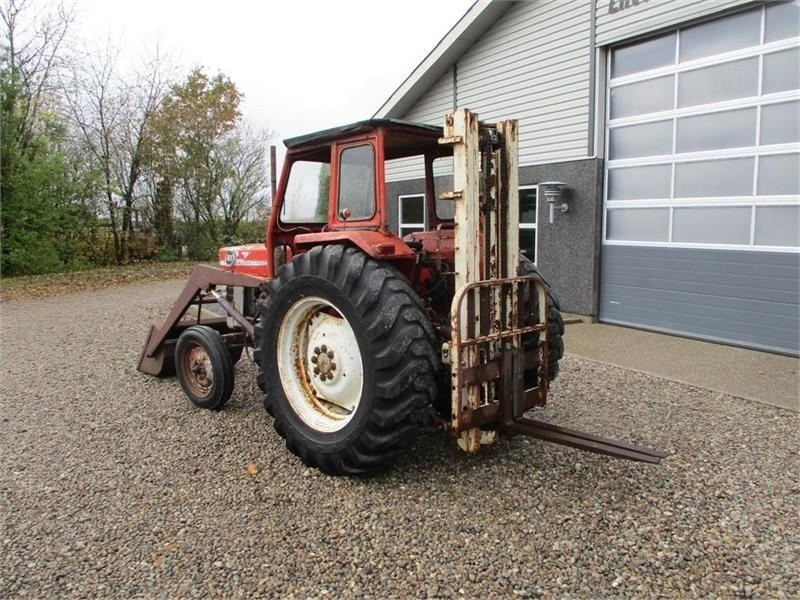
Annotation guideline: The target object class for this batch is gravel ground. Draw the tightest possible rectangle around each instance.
[1,279,798,599]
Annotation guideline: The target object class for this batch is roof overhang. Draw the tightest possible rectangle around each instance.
[374,0,513,119]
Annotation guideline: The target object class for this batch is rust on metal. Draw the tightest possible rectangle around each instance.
[208,289,255,338]
[438,190,463,201]
[438,135,463,145]
[181,343,213,398]
[137,264,266,376]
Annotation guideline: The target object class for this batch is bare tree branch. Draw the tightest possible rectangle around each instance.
[1,0,74,151]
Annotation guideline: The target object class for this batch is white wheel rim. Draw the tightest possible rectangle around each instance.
[276,296,364,432]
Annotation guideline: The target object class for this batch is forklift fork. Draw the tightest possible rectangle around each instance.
[449,275,667,463]
[442,108,666,463]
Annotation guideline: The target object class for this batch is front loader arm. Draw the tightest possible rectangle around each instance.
[137,265,267,376]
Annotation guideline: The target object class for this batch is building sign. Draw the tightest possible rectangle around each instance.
[608,0,651,15]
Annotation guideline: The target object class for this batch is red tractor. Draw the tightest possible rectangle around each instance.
[138,108,665,475]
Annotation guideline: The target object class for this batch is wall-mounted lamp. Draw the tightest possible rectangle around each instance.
[539,181,570,224]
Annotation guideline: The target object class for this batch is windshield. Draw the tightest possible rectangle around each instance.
[281,160,330,223]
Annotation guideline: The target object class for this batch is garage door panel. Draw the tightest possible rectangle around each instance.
[600,246,800,354]
[602,282,799,325]
[603,277,800,308]
[601,305,796,353]
[602,258,800,288]
[601,296,793,343]
[601,260,800,301]
[602,270,800,302]
[604,249,800,277]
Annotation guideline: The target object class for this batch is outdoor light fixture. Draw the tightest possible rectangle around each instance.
[539,181,570,224]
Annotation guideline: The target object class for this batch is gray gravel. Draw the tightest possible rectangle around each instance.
[1,279,798,599]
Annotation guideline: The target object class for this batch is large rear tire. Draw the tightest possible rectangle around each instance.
[254,245,438,475]
[520,258,564,387]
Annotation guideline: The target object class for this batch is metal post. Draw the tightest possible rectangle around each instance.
[270,145,277,202]
[443,108,482,453]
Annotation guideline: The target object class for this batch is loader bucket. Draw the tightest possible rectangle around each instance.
[137,325,176,376]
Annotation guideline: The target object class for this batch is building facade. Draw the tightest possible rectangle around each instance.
[377,0,800,355]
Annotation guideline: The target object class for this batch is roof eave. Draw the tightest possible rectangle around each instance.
[374,0,513,119]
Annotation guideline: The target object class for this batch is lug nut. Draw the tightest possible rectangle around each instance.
[311,355,317,364]
[321,344,328,353]
[327,350,334,359]
[313,367,320,375]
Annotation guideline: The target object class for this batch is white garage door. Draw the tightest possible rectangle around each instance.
[601,3,800,355]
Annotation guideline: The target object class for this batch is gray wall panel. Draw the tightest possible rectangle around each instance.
[600,245,800,354]
[387,0,593,184]
[595,0,753,46]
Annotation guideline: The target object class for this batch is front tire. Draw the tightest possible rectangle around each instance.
[175,325,235,410]
[254,245,438,475]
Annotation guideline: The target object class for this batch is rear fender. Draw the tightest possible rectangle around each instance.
[293,231,416,261]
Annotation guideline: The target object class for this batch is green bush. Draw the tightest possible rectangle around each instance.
[156,245,181,262]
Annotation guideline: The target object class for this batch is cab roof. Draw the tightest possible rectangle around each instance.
[283,118,446,161]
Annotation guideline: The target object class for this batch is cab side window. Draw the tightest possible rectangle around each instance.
[338,145,375,220]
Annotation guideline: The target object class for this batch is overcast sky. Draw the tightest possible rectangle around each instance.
[74,0,475,149]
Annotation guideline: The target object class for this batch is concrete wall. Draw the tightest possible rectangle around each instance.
[520,159,604,316]
[385,157,604,316]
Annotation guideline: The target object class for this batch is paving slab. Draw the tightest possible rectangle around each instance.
[563,318,799,412]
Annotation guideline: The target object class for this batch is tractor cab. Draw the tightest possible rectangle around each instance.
[220,119,458,280]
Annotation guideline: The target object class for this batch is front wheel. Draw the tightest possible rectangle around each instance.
[175,325,235,410]
[254,245,439,475]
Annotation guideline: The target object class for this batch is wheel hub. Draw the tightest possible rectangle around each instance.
[187,346,213,393]
[276,296,364,433]
[311,345,337,381]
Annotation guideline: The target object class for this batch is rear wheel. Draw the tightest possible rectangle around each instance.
[520,258,564,387]
[175,325,235,410]
[254,245,438,475]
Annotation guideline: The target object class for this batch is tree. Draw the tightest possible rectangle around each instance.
[0,0,72,155]
[148,68,243,257]
[216,123,271,239]
[315,163,330,221]
[0,0,92,275]
[63,39,172,263]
